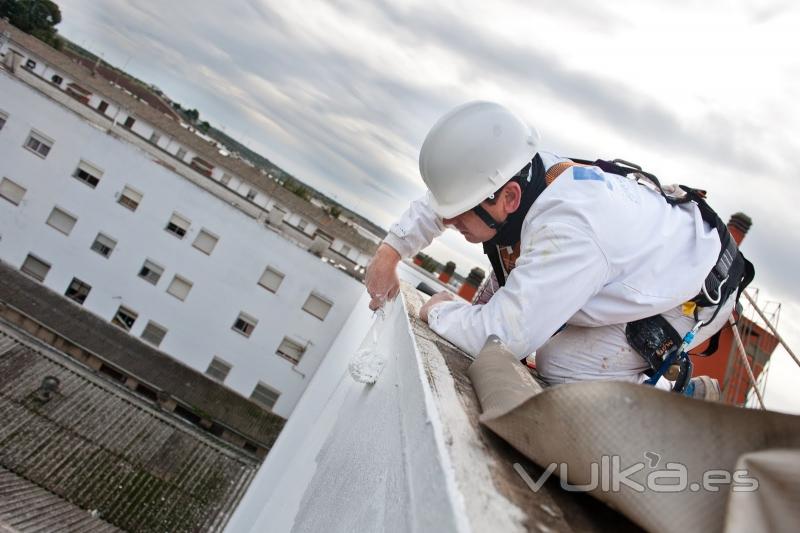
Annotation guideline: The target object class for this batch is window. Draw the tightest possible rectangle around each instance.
[232,312,258,337]
[246,188,257,201]
[118,186,142,211]
[0,178,26,205]
[302,293,333,321]
[141,321,168,347]
[111,305,138,331]
[98,100,109,114]
[166,275,192,301]
[46,207,77,235]
[258,267,284,293]
[65,277,91,304]
[192,229,218,255]
[340,244,352,257]
[220,173,232,185]
[0,111,7,131]
[206,357,232,382]
[149,132,161,144]
[165,212,190,238]
[138,259,164,285]
[21,254,50,281]
[90,233,117,258]
[72,160,103,188]
[24,59,36,70]
[250,382,280,410]
[276,337,305,365]
[51,74,63,85]
[175,147,187,160]
[24,131,53,158]
[296,219,308,232]
[123,116,135,128]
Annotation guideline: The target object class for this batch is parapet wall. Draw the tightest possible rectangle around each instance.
[226,285,627,533]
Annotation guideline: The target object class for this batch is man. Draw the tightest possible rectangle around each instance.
[366,101,750,396]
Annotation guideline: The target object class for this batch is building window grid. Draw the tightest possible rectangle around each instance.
[0,178,26,205]
[141,321,168,347]
[138,260,164,285]
[65,277,91,304]
[251,382,280,410]
[24,131,53,158]
[165,213,190,239]
[192,229,218,255]
[118,186,142,211]
[166,275,193,301]
[302,293,333,321]
[112,305,138,331]
[232,312,258,338]
[20,254,51,282]
[90,233,117,258]
[72,161,103,188]
[258,267,284,293]
[46,207,77,235]
[246,188,257,201]
[206,357,232,382]
[175,148,187,160]
[276,337,305,365]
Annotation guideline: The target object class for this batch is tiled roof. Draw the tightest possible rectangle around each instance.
[0,261,285,447]
[0,325,258,532]
[61,49,181,120]
[0,20,378,255]
[0,466,123,533]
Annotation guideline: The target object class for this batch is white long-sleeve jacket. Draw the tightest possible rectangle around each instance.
[383,152,721,358]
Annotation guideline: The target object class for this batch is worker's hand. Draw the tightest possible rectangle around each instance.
[366,243,401,310]
[420,291,455,323]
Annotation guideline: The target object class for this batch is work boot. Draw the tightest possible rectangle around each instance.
[687,375,721,401]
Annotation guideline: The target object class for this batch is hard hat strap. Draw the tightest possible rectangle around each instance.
[470,158,535,231]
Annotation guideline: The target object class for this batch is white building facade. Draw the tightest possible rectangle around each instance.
[0,26,374,418]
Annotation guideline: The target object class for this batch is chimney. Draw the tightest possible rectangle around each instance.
[728,212,752,246]
[438,261,456,284]
[457,267,485,301]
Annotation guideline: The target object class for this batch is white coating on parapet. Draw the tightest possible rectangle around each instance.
[226,290,464,532]
[226,279,527,533]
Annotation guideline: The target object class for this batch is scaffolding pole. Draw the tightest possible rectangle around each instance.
[744,291,799,369]
[729,316,766,409]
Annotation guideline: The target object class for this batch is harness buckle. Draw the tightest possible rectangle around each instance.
[701,275,729,306]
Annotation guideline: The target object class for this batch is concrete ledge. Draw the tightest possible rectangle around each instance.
[227,284,634,532]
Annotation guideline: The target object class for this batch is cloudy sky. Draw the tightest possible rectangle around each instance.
[55,0,799,412]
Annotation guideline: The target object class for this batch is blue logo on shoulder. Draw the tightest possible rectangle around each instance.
[573,167,604,181]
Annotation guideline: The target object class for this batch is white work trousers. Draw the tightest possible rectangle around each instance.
[473,271,735,388]
[535,297,735,388]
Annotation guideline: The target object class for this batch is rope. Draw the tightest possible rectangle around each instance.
[728,316,766,409]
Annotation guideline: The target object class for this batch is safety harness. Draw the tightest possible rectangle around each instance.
[481,156,755,393]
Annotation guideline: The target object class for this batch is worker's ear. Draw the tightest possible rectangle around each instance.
[502,181,522,214]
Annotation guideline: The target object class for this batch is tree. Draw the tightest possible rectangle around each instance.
[1,0,63,48]
[185,108,200,123]
[198,120,210,134]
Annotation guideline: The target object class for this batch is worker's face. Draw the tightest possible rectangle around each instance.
[442,181,522,243]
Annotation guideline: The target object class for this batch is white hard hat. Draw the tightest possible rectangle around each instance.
[419,101,540,218]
